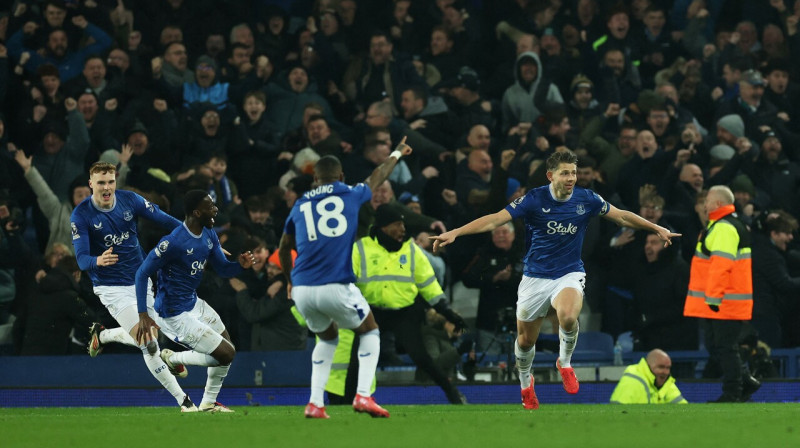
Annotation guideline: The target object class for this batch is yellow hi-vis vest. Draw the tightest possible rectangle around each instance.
[609,358,688,404]
[352,237,445,308]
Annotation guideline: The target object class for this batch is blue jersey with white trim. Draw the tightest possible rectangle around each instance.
[284,181,371,286]
[505,185,608,279]
[136,224,243,317]
[70,190,180,286]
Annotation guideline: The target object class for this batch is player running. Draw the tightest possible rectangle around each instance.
[279,137,413,419]
[431,150,680,409]
[135,190,256,413]
[72,161,195,411]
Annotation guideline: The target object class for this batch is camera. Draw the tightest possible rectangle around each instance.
[496,307,516,333]
[0,205,25,231]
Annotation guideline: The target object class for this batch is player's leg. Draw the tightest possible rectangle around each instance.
[550,274,585,394]
[114,305,194,410]
[88,286,146,356]
[351,310,389,417]
[293,285,337,418]
[550,280,584,368]
[198,329,236,412]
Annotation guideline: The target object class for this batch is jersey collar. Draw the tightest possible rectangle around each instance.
[183,222,202,238]
[90,195,116,212]
[548,184,573,202]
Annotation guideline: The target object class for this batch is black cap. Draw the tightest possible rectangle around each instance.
[374,204,404,228]
[438,66,480,91]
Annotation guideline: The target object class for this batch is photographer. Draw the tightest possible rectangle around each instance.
[0,194,37,327]
[462,222,523,354]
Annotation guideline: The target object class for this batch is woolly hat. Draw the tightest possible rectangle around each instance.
[717,114,745,139]
[195,55,218,72]
[374,204,404,228]
[709,144,735,161]
[506,178,521,200]
[99,149,120,165]
[729,174,755,197]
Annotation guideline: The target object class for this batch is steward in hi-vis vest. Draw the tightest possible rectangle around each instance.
[684,186,758,403]
[353,205,467,404]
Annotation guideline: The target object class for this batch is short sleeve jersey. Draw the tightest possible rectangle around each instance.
[284,181,371,286]
[505,185,609,279]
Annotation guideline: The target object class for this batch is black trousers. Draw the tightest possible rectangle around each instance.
[373,302,461,402]
[702,319,744,396]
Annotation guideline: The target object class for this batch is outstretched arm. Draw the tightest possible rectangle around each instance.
[602,204,681,247]
[364,136,412,191]
[430,209,512,253]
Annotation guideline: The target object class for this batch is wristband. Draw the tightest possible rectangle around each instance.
[390,150,402,160]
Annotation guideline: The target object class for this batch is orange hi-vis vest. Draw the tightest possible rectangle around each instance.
[684,204,753,320]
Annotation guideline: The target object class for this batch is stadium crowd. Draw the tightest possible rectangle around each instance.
[0,0,799,382]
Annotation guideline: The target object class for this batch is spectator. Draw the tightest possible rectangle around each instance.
[264,64,334,139]
[7,14,112,81]
[14,149,89,254]
[462,222,523,352]
[32,98,89,202]
[501,51,563,134]
[631,234,697,355]
[233,248,307,351]
[751,210,800,348]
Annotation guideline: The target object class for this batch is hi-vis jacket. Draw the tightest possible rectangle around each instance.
[352,237,445,308]
[684,204,753,320]
[609,358,687,404]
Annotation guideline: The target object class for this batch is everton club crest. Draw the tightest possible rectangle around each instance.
[576,204,585,215]
[123,210,133,221]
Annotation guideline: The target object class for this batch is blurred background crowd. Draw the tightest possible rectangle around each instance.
[0,0,798,380]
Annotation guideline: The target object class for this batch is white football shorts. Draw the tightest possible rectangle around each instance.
[516,272,586,322]
[291,283,370,333]
[94,279,160,334]
[158,298,226,354]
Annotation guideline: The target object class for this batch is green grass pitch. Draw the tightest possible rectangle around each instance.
[2,404,798,448]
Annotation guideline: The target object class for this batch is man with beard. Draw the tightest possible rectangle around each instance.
[352,205,467,404]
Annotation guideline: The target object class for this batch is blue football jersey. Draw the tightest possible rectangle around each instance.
[505,185,609,279]
[284,181,371,286]
[71,190,181,286]
[136,223,243,317]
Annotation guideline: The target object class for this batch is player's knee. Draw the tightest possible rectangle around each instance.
[216,350,235,366]
[559,315,578,331]
[517,334,535,349]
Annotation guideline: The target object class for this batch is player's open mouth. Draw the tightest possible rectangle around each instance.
[102,193,111,200]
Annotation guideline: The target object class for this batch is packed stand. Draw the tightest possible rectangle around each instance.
[0,0,798,382]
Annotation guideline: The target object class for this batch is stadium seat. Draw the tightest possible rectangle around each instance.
[574,331,614,357]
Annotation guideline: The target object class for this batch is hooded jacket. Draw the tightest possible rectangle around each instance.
[501,52,563,133]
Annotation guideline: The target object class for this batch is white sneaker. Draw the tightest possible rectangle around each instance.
[199,401,234,413]
[180,396,198,413]
[160,349,188,378]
